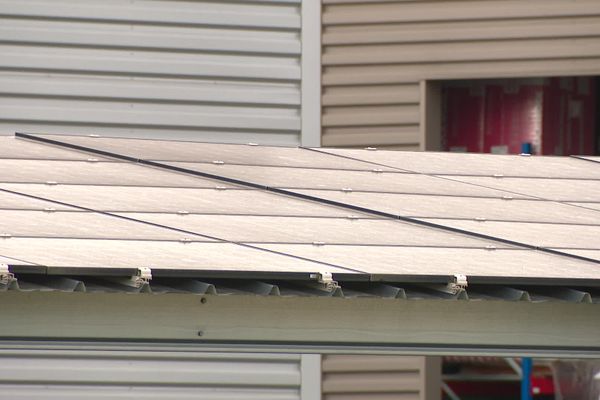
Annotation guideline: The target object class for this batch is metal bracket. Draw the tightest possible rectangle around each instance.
[130,267,152,288]
[316,271,339,292]
[0,264,15,286]
[447,274,468,294]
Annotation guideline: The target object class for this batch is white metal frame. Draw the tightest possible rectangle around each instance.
[301,354,322,400]
[301,0,322,147]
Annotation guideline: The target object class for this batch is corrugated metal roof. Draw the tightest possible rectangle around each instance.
[1,133,599,300]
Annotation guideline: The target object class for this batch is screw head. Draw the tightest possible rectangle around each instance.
[200,297,207,304]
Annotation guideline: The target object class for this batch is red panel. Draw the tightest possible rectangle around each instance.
[483,81,543,155]
[531,376,555,396]
[443,85,485,152]
[443,77,596,155]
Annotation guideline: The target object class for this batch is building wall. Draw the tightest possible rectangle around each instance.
[322,355,441,400]
[0,348,306,400]
[321,0,600,149]
[0,0,303,145]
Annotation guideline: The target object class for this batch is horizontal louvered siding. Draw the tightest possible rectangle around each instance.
[0,0,301,145]
[322,355,425,400]
[0,349,301,400]
[321,0,600,149]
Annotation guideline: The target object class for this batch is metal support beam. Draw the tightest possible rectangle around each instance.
[442,382,462,400]
[301,0,321,147]
[521,357,533,400]
[505,357,523,377]
[1,292,599,357]
[301,354,322,400]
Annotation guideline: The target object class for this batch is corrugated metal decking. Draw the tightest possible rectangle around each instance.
[0,0,302,144]
[321,0,600,148]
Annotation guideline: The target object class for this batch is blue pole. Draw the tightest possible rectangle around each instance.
[521,357,533,400]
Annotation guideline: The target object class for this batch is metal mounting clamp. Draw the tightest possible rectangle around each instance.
[130,267,152,288]
[446,274,468,294]
[0,264,15,286]
[317,271,340,292]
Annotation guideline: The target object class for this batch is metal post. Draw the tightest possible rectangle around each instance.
[521,357,533,400]
[441,382,462,400]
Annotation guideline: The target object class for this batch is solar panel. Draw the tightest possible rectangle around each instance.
[0,159,236,188]
[28,134,395,171]
[572,156,600,164]
[0,210,215,242]
[5,133,599,283]
[568,202,600,212]
[0,188,73,211]
[0,238,354,274]
[0,184,355,217]
[256,244,600,279]
[0,254,35,266]
[552,249,600,261]
[314,148,600,180]
[291,190,600,225]
[0,136,110,161]
[113,213,504,247]
[165,162,524,198]
[439,175,600,202]
[417,218,600,253]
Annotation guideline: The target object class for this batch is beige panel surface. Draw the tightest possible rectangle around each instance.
[322,355,420,400]
[322,0,600,25]
[323,105,420,127]
[322,126,419,147]
[323,38,600,65]
[323,59,600,86]
[321,0,600,148]
[322,84,420,106]
[322,355,437,400]
[323,16,600,45]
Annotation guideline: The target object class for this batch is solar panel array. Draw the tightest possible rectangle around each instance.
[1,133,599,285]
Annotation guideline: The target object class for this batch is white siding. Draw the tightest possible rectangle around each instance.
[0,0,302,145]
[0,349,302,400]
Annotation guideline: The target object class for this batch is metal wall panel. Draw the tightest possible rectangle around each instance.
[322,355,440,400]
[321,0,600,148]
[0,349,302,400]
[0,0,302,144]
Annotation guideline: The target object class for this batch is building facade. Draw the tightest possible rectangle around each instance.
[1,1,599,399]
